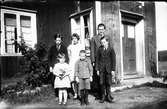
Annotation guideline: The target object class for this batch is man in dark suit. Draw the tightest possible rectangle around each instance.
[90,23,106,100]
[48,33,69,96]
[96,36,116,103]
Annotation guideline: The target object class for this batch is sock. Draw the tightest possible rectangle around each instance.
[59,89,63,103]
[63,89,67,103]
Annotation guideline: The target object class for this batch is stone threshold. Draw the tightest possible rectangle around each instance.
[111,77,167,92]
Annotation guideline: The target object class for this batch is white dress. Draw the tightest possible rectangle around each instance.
[68,43,85,81]
[53,63,71,88]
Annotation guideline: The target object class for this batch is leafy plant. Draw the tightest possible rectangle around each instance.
[1,39,53,103]
[20,42,52,88]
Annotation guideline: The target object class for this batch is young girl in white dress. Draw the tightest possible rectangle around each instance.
[53,53,71,105]
[68,33,85,99]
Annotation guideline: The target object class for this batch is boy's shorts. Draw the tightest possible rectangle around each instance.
[79,78,90,90]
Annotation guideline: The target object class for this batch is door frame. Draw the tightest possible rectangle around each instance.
[119,10,145,80]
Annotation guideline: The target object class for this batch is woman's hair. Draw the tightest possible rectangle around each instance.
[71,33,80,40]
[57,53,65,60]
[80,50,86,54]
[79,50,86,56]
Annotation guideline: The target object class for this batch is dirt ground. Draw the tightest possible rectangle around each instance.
[1,85,167,109]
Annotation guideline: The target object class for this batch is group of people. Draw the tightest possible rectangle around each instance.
[48,23,116,106]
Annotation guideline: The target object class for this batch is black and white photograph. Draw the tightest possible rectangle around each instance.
[0,0,167,109]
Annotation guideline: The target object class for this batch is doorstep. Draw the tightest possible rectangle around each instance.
[110,77,165,92]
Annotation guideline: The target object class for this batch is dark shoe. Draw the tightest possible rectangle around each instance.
[95,96,100,100]
[107,95,114,103]
[99,99,105,103]
[84,89,89,105]
[99,98,105,103]
[99,95,105,103]
[85,102,90,105]
[80,99,85,106]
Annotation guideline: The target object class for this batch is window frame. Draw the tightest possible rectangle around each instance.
[0,6,37,56]
[69,8,94,45]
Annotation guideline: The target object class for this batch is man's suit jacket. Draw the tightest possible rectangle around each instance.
[48,44,69,68]
[96,45,116,73]
[90,35,102,64]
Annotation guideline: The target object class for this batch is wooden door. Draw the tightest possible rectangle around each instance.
[122,24,136,75]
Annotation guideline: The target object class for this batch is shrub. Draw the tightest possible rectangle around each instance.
[21,42,52,88]
[1,40,52,100]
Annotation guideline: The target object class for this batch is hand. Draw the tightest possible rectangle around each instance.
[49,67,53,72]
[92,62,95,66]
[111,71,115,76]
[111,71,115,82]
[76,77,79,83]
[90,77,93,82]
[97,71,99,76]
[59,76,63,80]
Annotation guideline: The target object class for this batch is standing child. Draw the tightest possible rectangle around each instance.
[53,53,71,105]
[75,50,93,105]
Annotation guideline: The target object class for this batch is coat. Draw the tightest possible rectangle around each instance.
[48,43,69,68]
[90,35,102,64]
[96,45,116,85]
[74,58,93,79]
[96,45,116,72]
[53,63,71,88]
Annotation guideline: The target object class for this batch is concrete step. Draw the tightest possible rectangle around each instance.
[111,77,167,92]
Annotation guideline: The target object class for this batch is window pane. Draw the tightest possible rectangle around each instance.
[83,15,90,39]
[4,14,16,26]
[20,16,31,27]
[128,25,135,38]
[20,15,32,48]
[74,17,81,36]
[4,14,16,54]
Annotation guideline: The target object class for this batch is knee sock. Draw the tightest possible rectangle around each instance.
[84,89,89,104]
[59,89,63,103]
[63,89,68,103]
[80,90,85,105]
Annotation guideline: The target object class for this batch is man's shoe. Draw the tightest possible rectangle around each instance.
[95,96,100,100]
[107,96,114,103]
[99,95,105,103]
[99,99,104,103]
[99,97,105,103]
[80,102,85,106]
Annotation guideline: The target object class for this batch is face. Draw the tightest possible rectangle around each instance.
[98,26,105,37]
[79,52,86,60]
[101,38,108,47]
[58,57,65,63]
[54,37,61,45]
[72,36,79,45]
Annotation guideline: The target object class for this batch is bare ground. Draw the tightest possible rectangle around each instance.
[1,85,166,109]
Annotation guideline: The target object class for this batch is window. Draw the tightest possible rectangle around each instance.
[70,8,93,47]
[4,14,17,54]
[1,7,37,55]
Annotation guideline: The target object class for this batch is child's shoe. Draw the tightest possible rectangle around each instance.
[73,93,77,99]
[63,102,67,106]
